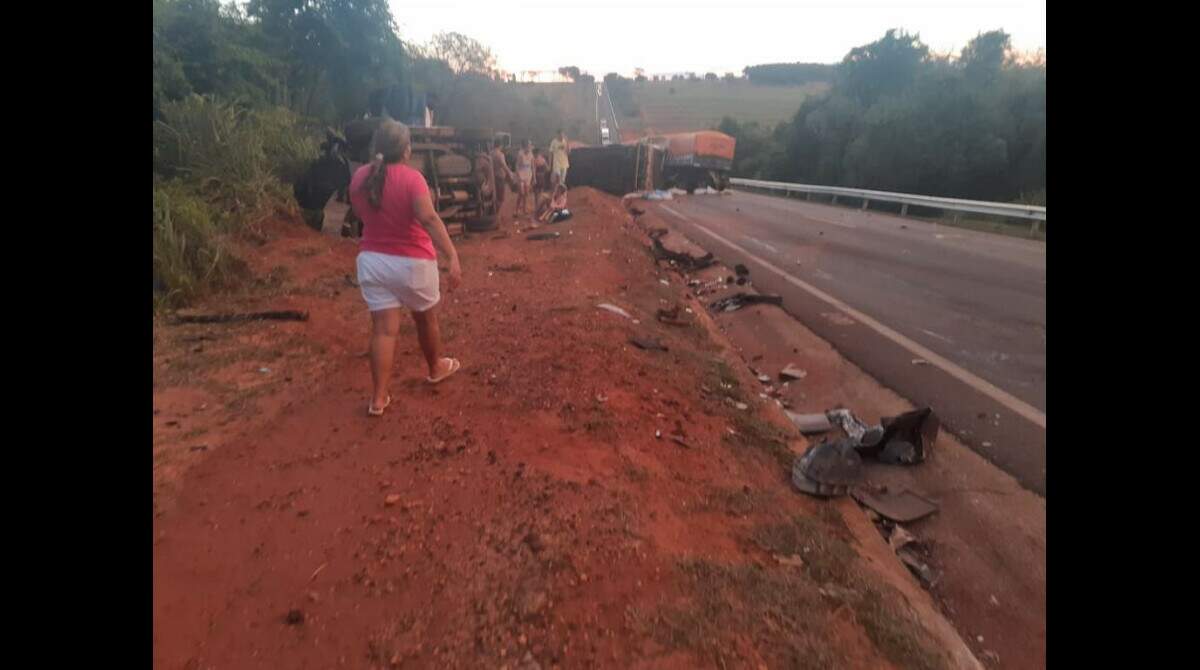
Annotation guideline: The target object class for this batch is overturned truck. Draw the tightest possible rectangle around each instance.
[340,120,504,234]
[566,143,667,196]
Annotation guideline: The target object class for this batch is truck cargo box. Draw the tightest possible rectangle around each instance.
[566,144,666,195]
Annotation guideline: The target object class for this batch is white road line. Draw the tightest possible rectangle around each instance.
[922,329,956,344]
[658,205,1047,429]
[743,235,780,254]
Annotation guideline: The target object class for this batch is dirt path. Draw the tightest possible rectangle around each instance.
[154,190,980,669]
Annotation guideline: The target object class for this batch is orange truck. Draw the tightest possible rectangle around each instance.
[632,130,737,193]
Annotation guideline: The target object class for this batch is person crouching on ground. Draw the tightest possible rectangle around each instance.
[538,180,570,224]
[349,120,463,417]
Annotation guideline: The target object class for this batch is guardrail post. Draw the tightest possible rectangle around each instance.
[861,198,869,211]
[1030,219,1041,236]
[901,203,909,217]
[953,212,962,226]
[805,192,811,201]
[831,194,838,206]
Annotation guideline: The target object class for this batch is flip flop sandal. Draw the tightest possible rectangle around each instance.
[367,395,392,417]
[426,358,461,384]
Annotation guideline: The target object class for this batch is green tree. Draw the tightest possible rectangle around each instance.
[839,29,929,105]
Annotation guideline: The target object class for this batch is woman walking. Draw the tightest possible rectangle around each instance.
[348,120,463,416]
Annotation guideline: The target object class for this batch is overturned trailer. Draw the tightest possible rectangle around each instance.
[566,143,667,196]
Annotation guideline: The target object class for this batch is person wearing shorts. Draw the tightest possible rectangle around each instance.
[349,120,463,416]
[549,129,570,185]
[532,148,549,198]
[515,140,534,219]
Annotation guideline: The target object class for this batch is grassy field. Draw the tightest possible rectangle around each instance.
[623,81,830,134]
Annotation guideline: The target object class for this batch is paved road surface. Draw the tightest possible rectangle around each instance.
[597,82,620,145]
[653,190,1047,495]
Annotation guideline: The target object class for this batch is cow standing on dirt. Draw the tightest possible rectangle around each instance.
[294,146,352,232]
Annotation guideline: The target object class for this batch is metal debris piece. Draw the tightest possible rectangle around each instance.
[526,231,560,241]
[851,488,939,523]
[826,408,870,442]
[785,411,834,435]
[862,407,940,465]
[709,292,784,313]
[780,364,808,381]
[791,439,863,498]
[897,547,940,587]
[888,524,918,551]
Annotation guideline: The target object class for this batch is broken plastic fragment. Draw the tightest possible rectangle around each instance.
[596,303,632,319]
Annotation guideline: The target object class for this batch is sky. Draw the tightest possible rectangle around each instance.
[389,0,1046,79]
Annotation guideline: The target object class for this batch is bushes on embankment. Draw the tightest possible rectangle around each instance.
[153,95,318,309]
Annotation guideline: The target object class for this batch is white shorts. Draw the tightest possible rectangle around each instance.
[552,165,568,184]
[356,251,441,313]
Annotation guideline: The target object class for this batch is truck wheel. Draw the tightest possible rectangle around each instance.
[465,215,498,232]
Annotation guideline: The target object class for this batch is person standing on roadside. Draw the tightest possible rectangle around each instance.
[532,147,550,199]
[349,120,463,417]
[515,139,535,219]
[549,129,570,186]
[491,142,513,224]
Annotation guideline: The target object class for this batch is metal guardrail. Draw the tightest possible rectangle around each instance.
[730,178,1046,234]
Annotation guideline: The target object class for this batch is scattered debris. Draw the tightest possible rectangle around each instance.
[188,444,209,452]
[491,263,530,272]
[650,233,716,270]
[526,232,560,241]
[911,358,930,366]
[734,264,750,277]
[668,434,691,449]
[851,488,939,523]
[709,292,784,313]
[309,562,328,581]
[779,364,808,381]
[596,303,632,319]
[773,553,805,568]
[887,524,918,551]
[655,305,690,326]
[791,439,863,497]
[785,411,834,435]
[384,494,401,506]
[284,609,305,625]
[658,279,670,286]
[826,408,870,442]
[897,547,939,587]
[756,373,771,384]
[859,408,940,465]
[629,337,668,352]
[173,310,309,324]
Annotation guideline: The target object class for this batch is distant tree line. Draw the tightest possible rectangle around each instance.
[719,30,1045,204]
[742,62,836,85]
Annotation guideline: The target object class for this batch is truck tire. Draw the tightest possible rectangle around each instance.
[465,214,498,232]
